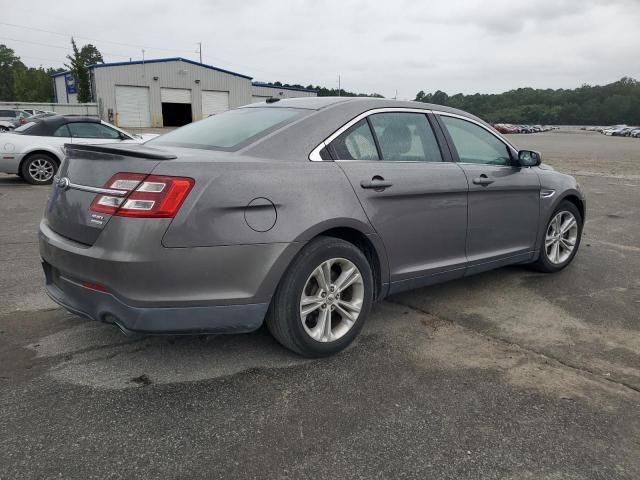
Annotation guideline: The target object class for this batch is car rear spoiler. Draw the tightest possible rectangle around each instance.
[64,143,177,160]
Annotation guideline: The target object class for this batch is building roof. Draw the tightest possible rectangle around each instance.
[87,57,253,80]
[50,71,70,78]
[252,82,317,93]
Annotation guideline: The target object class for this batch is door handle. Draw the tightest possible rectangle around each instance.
[360,176,393,190]
[472,174,494,186]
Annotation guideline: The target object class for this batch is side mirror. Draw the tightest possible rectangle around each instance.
[518,150,542,167]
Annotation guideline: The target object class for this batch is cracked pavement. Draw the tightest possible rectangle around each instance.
[0,130,639,479]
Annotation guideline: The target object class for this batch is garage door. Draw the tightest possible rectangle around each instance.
[161,88,192,104]
[251,95,270,103]
[115,86,151,128]
[202,91,230,116]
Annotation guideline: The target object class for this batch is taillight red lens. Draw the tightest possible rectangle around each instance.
[90,173,194,218]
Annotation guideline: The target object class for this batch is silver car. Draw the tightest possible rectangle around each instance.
[39,98,585,357]
[0,108,29,131]
[0,115,159,184]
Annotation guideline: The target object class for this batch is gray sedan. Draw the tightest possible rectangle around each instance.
[39,97,585,357]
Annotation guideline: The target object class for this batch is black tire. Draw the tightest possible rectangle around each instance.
[266,236,374,357]
[0,126,8,132]
[20,153,58,185]
[532,200,583,273]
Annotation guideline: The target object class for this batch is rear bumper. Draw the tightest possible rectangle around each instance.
[39,218,297,334]
[43,261,268,334]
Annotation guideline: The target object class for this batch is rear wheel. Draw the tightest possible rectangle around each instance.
[20,153,58,185]
[266,236,374,357]
[533,200,582,273]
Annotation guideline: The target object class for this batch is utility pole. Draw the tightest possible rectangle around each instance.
[197,42,202,63]
[338,74,341,96]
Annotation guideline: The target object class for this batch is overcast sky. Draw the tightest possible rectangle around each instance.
[3,0,640,98]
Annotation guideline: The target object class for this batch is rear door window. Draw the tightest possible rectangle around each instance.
[149,107,302,150]
[369,113,442,162]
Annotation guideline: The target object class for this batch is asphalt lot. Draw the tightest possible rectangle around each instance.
[0,130,638,479]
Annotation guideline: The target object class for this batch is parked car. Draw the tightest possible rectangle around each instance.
[602,125,628,135]
[617,127,637,137]
[630,129,640,138]
[21,108,47,116]
[11,110,57,128]
[39,98,586,357]
[0,115,159,184]
[0,109,29,131]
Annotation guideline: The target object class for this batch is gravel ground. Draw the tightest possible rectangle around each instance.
[0,129,638,479]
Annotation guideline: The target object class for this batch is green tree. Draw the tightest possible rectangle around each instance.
[264,81,383,98]
[414,78,640,125]
[0,44,24,101]
[13,66,54,101]
[79,44,103,67]
[65,38,104,102]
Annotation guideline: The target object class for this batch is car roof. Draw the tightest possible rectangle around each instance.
[241,96,474,117]
[240,97,491,161]
[18,115,101,136]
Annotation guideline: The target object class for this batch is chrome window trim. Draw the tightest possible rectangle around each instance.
[308,107,434,162]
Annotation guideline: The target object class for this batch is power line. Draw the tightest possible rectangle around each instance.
[17,54,66,64]
[1,22,305,83]
[0,36,130,58]
[0,22,198,56]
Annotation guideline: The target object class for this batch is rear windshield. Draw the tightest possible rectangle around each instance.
[149,107,302,150]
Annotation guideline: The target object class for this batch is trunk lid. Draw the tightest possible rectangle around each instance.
[45,143,176,245]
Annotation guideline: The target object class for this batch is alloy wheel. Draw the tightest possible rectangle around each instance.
[545,211,578,264]
[28,158,55,183]
[299,258,364,343]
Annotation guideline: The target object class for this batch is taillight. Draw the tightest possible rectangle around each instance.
[90,172,194,218]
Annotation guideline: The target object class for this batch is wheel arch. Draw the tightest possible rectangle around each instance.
[19,148,63,174]
[534,189,586,261]
[260,219,390,305]
[313,226,387,301]
[558,193,585,224]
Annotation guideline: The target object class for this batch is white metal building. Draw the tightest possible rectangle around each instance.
[52,57,317,128]
[250,83,318,103]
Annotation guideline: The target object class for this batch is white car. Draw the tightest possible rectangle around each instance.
[0,109,30,131]
[602,125,627,136]
[0,115,159,184]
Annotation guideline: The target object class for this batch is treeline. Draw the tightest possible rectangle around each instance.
[0,41,103,103]
[266,81,384,98]
[0,44,65,102]
[415,77,640,125]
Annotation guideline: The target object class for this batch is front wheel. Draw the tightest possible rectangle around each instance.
[533,200,583,273]
[266,236,374,357]
[20,153,58,185]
